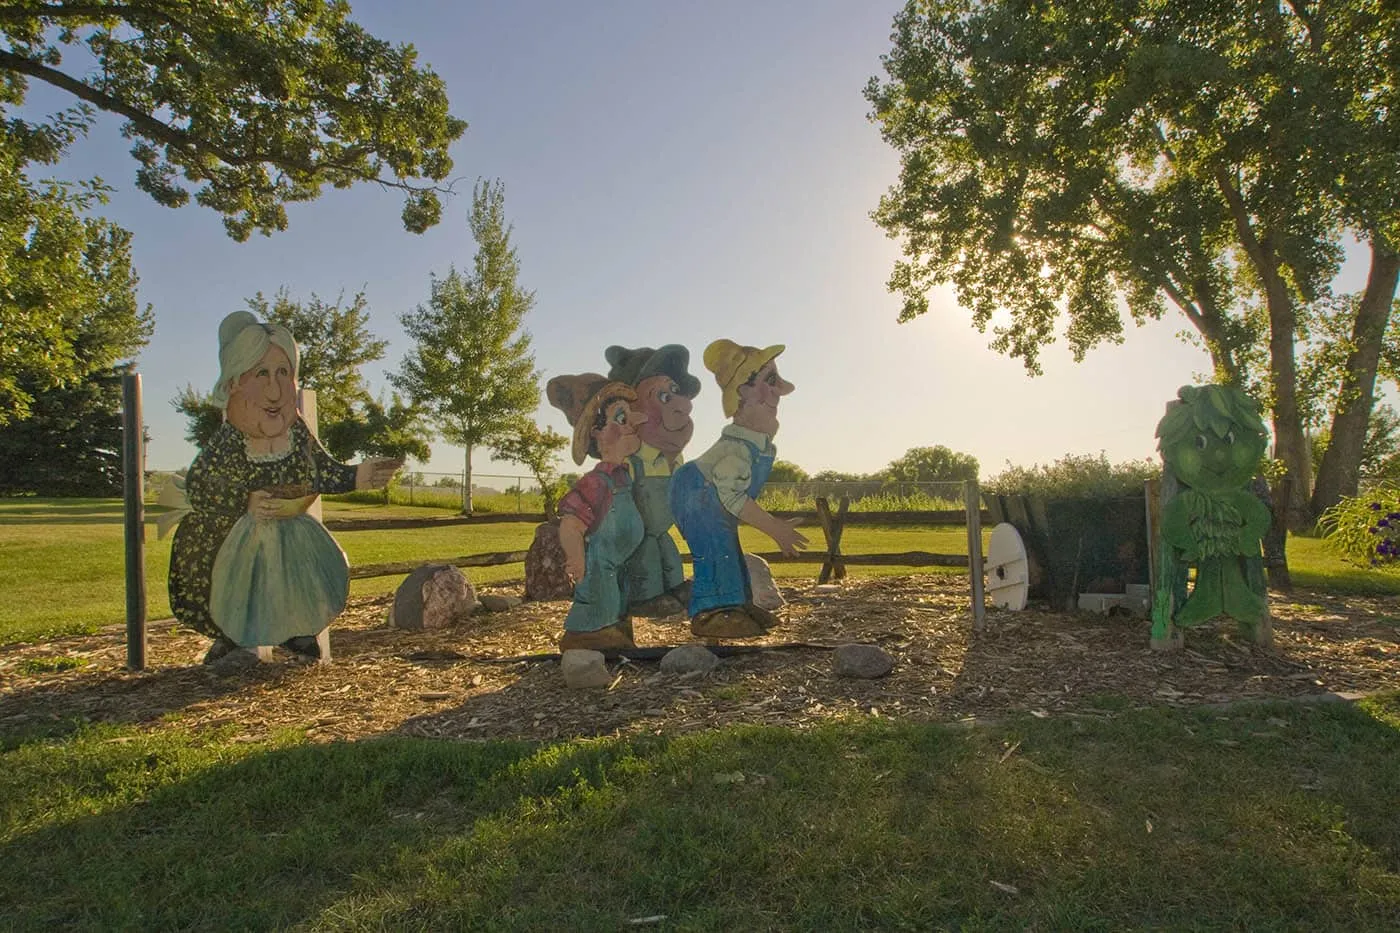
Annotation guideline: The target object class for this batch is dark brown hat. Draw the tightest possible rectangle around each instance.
[604,344,701,398]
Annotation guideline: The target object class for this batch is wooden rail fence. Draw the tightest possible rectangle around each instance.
[338,489,990,629]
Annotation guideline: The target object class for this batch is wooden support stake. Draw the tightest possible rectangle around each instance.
[965,479,986,631]
[122,372,147,671]
[814,495,849,584]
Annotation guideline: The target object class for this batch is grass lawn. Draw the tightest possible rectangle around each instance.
[3,497,1398,644]
[1,695,1397,929]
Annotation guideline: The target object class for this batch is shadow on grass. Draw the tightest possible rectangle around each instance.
[0,661,308,750]
[2,698,1397,930]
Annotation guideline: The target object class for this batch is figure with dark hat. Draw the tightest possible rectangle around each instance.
[604,343,701,617]
[546,373,649,651]
[669,339,808,638]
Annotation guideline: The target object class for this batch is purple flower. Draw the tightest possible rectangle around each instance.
[1372,502,1385,510]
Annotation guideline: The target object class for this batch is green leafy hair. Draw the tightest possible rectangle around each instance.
[1155,384,1268,454]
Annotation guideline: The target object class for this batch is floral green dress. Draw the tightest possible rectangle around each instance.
[168,420,357,640]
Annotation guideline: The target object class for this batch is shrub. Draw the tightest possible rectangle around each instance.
[1319,485,1400,566]
[984,452,1159,499]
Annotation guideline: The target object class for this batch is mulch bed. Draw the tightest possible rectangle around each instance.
[2,576,1398,745]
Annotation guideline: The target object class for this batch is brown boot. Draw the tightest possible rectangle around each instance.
[744,603,781,630]
[559,623,636,652]
[690,607,767,638]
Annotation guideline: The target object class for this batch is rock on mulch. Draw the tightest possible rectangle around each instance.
[1,576,1397,746]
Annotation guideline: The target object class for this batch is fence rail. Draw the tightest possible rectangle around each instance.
[345,492,989,632]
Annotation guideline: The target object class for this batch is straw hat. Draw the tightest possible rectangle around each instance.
[546,373,638,464]
[703,339,784,418]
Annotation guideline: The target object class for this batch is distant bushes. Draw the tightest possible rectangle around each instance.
[984,453,1160,499]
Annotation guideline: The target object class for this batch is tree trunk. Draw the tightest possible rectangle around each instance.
[462,442,474,515]
[1213,169,1313,529]
[1311,243,1400,517]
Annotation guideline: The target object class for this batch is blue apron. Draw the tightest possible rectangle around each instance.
[563,469,646,633]
[669,438,773,616]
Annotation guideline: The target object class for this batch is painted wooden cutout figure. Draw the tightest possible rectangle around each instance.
[167,311,402,663]
[1151,384,1272,650]
[669,340,808,638]
[546,374,649,651]
[603,344,700,617]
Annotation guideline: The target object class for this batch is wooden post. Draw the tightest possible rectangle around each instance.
[965,479,986,631]
[122,372,147,671]
[297,389,331,663]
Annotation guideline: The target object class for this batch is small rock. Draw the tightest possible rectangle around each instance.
[660,644,720,675]
[833,643,894,679]
[745,553,785,610]
[524,521,574,601]
[478,593,523,612]
[561,649,613,688]
[391,564,477,631]
[210,648,261,675]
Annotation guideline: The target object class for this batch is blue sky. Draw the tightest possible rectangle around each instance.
[27,1,1373,482]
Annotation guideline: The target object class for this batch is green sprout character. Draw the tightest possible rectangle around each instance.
[1151,385,1272,649]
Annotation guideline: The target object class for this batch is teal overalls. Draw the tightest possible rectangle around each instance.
[621,453,686,604]
[563,469,646,633]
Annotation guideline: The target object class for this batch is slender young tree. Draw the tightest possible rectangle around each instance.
[393,180,541,514]
[491,418,568,519]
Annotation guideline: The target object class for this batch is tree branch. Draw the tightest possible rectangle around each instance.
[0,46,445,194]
[0,2,183,27]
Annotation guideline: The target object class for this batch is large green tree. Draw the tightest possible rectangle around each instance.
[321,392,428,501]
[867,0,1399,529]
[0,0,467,240]
[392,179,540,515]
[0,216,152,492]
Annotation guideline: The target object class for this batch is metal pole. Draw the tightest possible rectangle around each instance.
[964,479,986,631]
[122,372,147,671]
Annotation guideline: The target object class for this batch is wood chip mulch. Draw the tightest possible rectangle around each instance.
[2,576,1397,745]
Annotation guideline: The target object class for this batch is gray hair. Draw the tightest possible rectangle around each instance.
[210,311,300,410]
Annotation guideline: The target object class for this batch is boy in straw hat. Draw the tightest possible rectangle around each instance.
[546,373,649,651]
[668,339,808,637]
[603,343,701,617]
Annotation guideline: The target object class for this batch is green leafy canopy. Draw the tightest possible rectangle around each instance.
[0,0,467,240]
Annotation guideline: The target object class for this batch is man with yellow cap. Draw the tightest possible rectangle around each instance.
[668,339,808,637]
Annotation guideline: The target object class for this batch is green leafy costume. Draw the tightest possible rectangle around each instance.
[1152,385,1271,646]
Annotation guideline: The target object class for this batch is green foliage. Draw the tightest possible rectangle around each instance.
[0,202,151,490]
[880,445,978,485]
[252,288,387,426]
[0,1,466,240]
[985,453,1159,500]
[0,135,152,425]
[867,0,1400,523]
[490,419,568,518]
[392,179,541,514]
[320,393,429,464]
[767,460,809,484]
[1319,485,1400,567]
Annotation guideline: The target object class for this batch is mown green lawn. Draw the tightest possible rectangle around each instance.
[1,696,1397,929]
[3,497,1398,644]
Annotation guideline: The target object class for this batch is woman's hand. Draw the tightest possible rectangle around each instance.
[355,457,404,490]
[247,489,314,520]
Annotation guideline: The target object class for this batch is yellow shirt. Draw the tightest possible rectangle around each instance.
[627,442,682,479]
